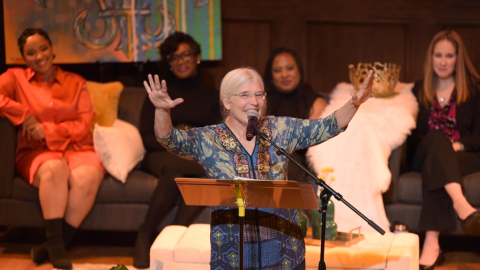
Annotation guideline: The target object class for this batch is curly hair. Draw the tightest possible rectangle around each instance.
[159,32,200,61]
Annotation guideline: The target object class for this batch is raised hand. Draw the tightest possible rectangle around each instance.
[143,74,184,110]
[352,69,374,107]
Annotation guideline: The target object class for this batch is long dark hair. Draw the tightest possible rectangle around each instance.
[263,47,315,118]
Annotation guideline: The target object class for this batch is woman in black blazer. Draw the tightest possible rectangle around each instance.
[409,30,480,270]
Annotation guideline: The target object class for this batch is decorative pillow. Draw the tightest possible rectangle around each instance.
[93,119,145,183]
[86,81,124,132]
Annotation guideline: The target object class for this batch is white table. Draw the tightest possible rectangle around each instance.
[150,224,419,270]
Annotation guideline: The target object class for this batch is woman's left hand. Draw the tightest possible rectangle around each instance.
[452,142,464,152]
[28,123,45,141]
[351,69,374,107]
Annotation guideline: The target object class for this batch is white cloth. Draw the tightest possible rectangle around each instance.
[307,82,418,233]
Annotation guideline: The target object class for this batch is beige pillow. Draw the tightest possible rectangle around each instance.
[86,81,124,132]
[93,119,145,183]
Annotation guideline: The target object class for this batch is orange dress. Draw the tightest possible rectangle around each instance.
[0,66,104,184]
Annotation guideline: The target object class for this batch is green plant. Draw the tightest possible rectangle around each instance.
[109,264,129,270]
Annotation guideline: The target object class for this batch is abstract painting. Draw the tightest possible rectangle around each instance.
[3,0,222,63]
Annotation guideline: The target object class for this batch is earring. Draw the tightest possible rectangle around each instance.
[197,60,200,64]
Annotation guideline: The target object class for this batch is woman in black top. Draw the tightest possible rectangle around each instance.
[135,32,221,269]
[263,47,327,185]
[409,30,480,270]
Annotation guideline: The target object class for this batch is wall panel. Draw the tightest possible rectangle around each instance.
[307,22,408,93]
[2,1,480,91]
[443,24,480,70]
[207,19,272,88]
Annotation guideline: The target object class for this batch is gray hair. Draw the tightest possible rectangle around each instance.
[219,67,265,120]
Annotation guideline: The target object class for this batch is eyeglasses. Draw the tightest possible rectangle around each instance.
[168,51,195,65]
[231,92,267,100]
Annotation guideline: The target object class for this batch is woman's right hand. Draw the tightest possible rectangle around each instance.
[143,74,184,111]
[21,115,38,140]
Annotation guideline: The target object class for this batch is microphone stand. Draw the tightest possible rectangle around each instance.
[256,132,385,270]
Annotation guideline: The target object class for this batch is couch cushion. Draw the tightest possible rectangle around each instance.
[174,224,211,264]
[118,87,147,130]
[12,170,157,204]
[0,118,16,198]
[397,172,422,204]
[464,172,480,206]
[93,119,145,183]
[86,81,124,132]
[397,171,480,206]
[95,170,158,203]
[11,176,38,201]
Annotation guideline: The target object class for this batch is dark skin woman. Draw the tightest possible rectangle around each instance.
[263,47,327,186]
[134,32,221,269]
[0,28,104,269]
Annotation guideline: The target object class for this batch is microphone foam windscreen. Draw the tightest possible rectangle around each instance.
[247,111,259,118]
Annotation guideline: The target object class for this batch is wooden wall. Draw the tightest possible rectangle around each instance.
[2,1,480,94]
[217,0,480,93]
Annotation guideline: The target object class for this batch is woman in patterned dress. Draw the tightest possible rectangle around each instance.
[143,67,373,269]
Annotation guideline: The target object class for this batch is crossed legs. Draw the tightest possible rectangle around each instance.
[419,183,476,266]
[414,131,480,266]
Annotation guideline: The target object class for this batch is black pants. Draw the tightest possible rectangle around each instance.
[288,149,317,185]
[141,150,207,229]
[413,130,480,232]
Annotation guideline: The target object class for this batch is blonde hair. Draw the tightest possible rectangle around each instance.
[422,30,480,107]
[219,67,266,120]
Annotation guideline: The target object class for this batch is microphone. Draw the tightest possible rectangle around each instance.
[246,111,259,141]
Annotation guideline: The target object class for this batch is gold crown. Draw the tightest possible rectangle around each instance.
[348,62,401,98]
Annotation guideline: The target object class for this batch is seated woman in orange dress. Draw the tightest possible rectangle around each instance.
[0,28,105,269]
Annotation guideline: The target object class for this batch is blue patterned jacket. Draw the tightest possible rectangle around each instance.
[157,114,342,270]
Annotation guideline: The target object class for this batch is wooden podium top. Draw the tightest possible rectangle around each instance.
[175,178,319,210]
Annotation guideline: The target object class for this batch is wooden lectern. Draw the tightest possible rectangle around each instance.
[175,178,319,269]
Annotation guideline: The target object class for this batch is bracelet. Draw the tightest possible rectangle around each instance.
[154,126,172,140]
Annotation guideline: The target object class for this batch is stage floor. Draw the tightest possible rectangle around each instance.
[0,226,479,270]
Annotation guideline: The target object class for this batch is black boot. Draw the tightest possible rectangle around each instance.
[42,218,72,269]
[31,220,77,265]
[133,223,153,269]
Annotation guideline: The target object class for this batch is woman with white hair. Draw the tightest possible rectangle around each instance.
[143,67,373,269]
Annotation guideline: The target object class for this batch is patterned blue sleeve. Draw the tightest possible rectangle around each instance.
[269,112,343,153]
[155,127,201,161]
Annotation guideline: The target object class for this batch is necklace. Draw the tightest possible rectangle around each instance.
[436,83,454,106]
[215,119,271,179]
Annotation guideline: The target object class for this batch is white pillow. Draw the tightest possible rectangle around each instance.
[93,119,145,183]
